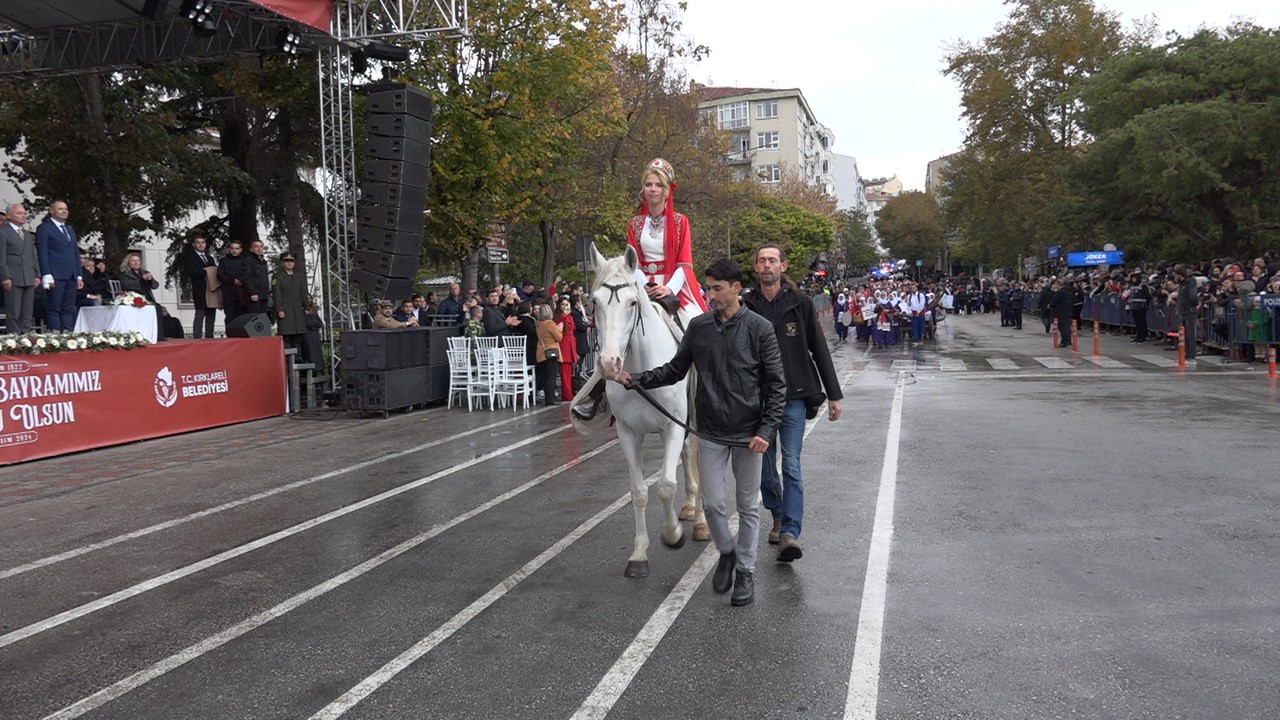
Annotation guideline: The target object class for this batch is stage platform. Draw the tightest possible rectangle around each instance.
[0,337,287,466]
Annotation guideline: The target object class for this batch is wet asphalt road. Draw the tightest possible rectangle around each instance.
[1,310,1277,720]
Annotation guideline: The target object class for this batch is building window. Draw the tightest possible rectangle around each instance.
[718,101,749,129]
[756,100,778,119]
[758,164,781,183]
[822,160,829,173]
[756,131,779,150]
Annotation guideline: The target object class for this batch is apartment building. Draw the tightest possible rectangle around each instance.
[697,87,837,197]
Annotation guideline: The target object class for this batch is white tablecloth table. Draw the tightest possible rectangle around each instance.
[74,305,158,343]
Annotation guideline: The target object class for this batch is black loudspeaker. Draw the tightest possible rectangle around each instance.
[226,313,272,338]
[351,270,415,300]
[363,159,430,189]
[354,249,419,279]
[368,87,433,119]
[368,113,431,140]
[357,83,433,306]
[343,368,429,412]
[342,329,428,370]
[356,227,425,256]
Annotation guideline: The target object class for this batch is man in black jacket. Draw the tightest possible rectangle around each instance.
[183,235,218,337]
[217,240,247,325]
[620,258,786,607]
[243,240,271,315]
[742,244,844,563]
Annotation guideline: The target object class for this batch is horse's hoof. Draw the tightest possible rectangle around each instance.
[692,522,710,542]
[664,528,687,549]
[624,561,650,578]
[678,504,696,521]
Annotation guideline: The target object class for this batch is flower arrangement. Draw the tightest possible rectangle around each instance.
[112,291,151,308]
[1,330,151,355]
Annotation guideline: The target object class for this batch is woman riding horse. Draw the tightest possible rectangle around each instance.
[572,157,707,424]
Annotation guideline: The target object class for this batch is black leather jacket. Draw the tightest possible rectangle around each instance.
[632,305,786,447]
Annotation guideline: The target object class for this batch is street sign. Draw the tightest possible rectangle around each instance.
[487,247,509,264]
[915,259,924,266]
[1067,250,1124,267]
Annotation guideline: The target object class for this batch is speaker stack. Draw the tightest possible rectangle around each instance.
[352,84,433,303]
[339,325,461,411]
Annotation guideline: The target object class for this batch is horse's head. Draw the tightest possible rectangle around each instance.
[590,243,644,380]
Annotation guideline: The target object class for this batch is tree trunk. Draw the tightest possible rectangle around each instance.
[77,74,127,267]
[540,219,556,288]
[277,110,307,279]
[218,94,260,242]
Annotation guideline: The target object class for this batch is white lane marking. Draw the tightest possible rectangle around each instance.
[1033,356,1073,369]
[844,372,906,720]
[571,525,727,720]
[1,411,554,580]
[309,470,663,720]
[574,369,852,720]
[889,360,916,372]
[0,425,573,651]
[41,441,620,720]
[1132,354,1177,368]
[1083,355,1129,368]
[985,358,1018,370]
[939,359,966,372]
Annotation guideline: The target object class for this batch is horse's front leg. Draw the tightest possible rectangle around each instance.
[616,424,651,578]
[682,435,710,541]
[657,425,686,550]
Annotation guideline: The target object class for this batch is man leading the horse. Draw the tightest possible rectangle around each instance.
[614,258,786,607]
[572,157,707,423]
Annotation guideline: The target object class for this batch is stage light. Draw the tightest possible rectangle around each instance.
[179,0,217,38]
[276,25,301,54]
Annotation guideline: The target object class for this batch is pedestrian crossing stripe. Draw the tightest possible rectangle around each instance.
[986,358,1018,370]
[1083,355,1129,368]
[939,359,966,372]
[1033,356,1072,369]
[1131,354,1177,368]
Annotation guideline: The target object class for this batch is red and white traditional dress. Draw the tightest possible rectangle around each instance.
[626,211,708,313]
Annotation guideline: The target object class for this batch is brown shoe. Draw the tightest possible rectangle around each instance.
[777,534,803,562]
[767,519,782,545]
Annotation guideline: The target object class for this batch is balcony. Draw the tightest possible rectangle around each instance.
[725,151,753,165]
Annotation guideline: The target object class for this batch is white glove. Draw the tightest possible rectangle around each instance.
[42,274,54,289]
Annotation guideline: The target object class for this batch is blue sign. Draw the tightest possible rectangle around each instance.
[1066,250,1124,267]
[1048,245,1062,259]
[1261,295,1280,308]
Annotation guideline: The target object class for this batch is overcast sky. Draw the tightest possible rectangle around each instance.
[678,0,1280,191]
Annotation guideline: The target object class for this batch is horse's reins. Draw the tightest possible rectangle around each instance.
[597,280,747,449]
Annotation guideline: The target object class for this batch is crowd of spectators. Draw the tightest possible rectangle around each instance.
[369,277,594,405]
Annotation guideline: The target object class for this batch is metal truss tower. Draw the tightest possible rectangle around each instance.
[318,0,467,378]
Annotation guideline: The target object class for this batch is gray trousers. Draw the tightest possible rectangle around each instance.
[4,284,35,333]
[698,439,763,573]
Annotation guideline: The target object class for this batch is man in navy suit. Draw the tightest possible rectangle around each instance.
[2,203,41,333]
[35,199,84,331]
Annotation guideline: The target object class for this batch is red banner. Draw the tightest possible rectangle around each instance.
[251,0,336,33]
[0,338,286,466]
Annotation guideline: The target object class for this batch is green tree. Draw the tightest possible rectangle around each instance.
[834,209,878,272]
[733,195,834,273]
[942,0,1127,265]
[875,191,945,267]
[408,0,627,291]
[1068,25,1280,258]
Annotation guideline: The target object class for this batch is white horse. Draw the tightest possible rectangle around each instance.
[576,243,705,578]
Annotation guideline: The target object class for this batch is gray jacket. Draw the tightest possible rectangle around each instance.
[0,223,39,287]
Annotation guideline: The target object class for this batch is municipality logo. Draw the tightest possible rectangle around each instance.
[154,366,178,408]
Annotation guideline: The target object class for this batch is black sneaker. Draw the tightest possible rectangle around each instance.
[712,551,735,594]
[730,570,754,606]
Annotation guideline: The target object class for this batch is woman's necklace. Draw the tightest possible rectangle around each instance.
[647,213,664,239]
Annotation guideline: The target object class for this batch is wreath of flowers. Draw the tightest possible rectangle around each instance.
[0,330,151,355]
[111,291,152,308]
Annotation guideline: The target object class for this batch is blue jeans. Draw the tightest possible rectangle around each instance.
[761,398,806,539]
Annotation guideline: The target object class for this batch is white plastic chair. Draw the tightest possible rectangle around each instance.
[488,345,529,412]
[447,336,469,352]
[500,334,526,355]
[446,347,477,410]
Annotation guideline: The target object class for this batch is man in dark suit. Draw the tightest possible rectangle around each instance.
[217,240,247,325]
[183,235,218,338]
[243,239,271,315]
[1,203,40,333]
[1048,278,1075,347]
[35,199,84,331]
